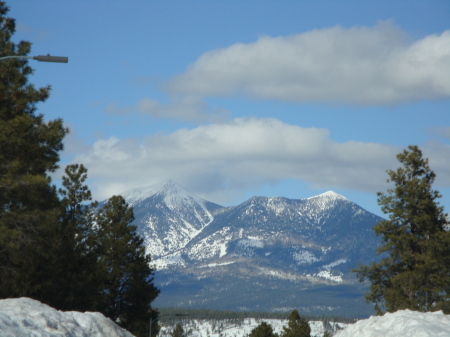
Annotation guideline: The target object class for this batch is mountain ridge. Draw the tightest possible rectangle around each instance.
[116,180,382,317]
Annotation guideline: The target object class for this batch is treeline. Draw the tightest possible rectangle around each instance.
[161,310,337,337]
[0,3,159,337]
[158,307,356,324]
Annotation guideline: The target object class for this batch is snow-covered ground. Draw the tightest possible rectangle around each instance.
[335,309,450,337]
[1,298,450,337]
[155,310,450,337]
[158,318,345,337]
[0,297,133,337]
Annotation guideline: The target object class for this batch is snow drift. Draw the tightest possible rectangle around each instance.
[335,309,450,337]
[0,297,134,337]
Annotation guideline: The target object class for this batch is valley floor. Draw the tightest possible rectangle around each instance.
[159,310,450,337]
[158,318,346,337]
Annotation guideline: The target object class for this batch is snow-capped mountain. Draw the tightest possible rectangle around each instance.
[121,180,223,257]
[119,180,383,317]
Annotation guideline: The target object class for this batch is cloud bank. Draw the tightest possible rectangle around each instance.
[104,96,229,123]
[73,118,409,203]
[166,22,450,106]
[88,22,450,203]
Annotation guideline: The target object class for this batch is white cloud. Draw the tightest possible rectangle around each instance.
[423,140,450,186]
[137,96,229,123]
[104,103,134,115]
[166,22,450,105]
[104,96,229,123]
[74,117,413,204]
[430,126,450,140]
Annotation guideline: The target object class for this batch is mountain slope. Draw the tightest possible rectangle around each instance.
[118,181,383,317]
[121,180,223,257]
[157,190,380,277]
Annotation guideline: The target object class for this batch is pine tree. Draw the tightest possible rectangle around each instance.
[322,320,333,337]
[54,164,99,311]
[60,164,93,225]
[353,145,450,313]
[281,310,311,337]
[248,321,278,337]
[0,1,68,299]
[95,195,159,337]
[170,323,186,337]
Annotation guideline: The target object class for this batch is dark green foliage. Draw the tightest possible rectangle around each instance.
[56,168,160,336]
[281,310,311,337]
[353,146,450,314]
[0,1,68,300]
[248,321,278,337]
[51,164,99,311]
[170,323,186,337]
[60,164,93,220]
[96,195,160,337]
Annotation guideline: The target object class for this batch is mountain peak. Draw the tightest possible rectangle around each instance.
[162,179,178,189]
[159,179,186,195]
[308,190,347,201]
[120,179,189,206]
[158,180,197,205]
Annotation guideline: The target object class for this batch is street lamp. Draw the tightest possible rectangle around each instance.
[150,313,188,337]
[0,54,68,63]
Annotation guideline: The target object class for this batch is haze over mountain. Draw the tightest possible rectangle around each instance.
[120,180,383,317]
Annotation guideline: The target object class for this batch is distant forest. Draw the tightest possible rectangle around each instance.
[158,307,356,324]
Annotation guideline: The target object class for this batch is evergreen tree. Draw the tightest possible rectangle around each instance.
[0,1,67,299]
[248,321,278,337]
[322,320,333,337]
[281,310,311,337]
[60,164,93,225]
[353,145,450,313]
[0,7,160,336]
[96,195,159,337]
[170,323,186,337]
[54,164,99,310]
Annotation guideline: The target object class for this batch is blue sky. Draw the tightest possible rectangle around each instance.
[10,0,450,216]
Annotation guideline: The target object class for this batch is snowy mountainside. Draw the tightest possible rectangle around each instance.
[119,181,383,316]
[156,189,380,277]
[121,180,223,257]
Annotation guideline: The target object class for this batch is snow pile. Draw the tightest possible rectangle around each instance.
[335,309,450,337]
[0,297,134,337]
[3,298,449,337]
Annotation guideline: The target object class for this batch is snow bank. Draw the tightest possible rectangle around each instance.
[0,297,134,337]
[335,309,450,337]
[3,298,449,337]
